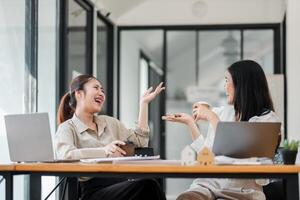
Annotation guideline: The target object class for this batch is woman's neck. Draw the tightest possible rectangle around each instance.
[75,109,95,128]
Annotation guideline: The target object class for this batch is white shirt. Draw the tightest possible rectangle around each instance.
[188,105,281,193]
[190,105,281,153]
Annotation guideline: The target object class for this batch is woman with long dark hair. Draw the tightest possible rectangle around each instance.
[55,74,166,200]
[163,60,281,200]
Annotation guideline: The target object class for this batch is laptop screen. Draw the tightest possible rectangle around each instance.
[212,122,281,159]
[4,113,55,162]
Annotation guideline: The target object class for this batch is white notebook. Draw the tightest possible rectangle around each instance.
[215,155,273,165]
[80,155,160,163]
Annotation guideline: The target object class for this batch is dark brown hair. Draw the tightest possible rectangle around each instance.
[227,60,274,121]
[57,74,97,125]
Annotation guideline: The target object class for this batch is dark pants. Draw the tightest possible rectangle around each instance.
[80,178,166,200]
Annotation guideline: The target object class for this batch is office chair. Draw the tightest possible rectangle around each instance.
[64,177,81,200]
[263,180,285,200]
[56,177,81,200]
[263,149,285,200]
[44,177,80,200]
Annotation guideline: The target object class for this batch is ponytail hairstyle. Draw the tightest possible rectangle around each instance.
[57,74,97,125]
[227,60,274,121]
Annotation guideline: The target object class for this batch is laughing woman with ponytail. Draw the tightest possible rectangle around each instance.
[55,74,166,200]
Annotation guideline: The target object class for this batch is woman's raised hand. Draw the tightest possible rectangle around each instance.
[192,102,213,122]
[103,140,126,157]
[162,113,194,125]
[140,82,165,104]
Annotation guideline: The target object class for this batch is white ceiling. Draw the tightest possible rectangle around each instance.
[94,0,286,26]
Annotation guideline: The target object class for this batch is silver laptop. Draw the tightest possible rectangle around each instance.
[212,122,281,159]
[4,113,78,162]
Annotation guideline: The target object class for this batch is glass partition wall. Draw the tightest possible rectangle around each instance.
[119,30,164,155]
[1,0,113,199]
[59,0,114,115]
[0,1,26,199]
[38,0,58,199]
[0,0,57,199]
[119,26,281,200]
[96,13,114,116]
[64,0,93,91]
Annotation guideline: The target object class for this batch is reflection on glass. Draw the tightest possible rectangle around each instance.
[119,30,163,127]
[139,57,149,98]
[197,30,240,106]
[67,0,87,90]
[243,30,274,74]
[119,30,164,159]
[165,30,242,198]
[97,19,108,114]
[167,31,197,101]
[38,0,57,199]
[0,1,26,199]
[119,27,277,200]
[221,31,240,65]
[166,31,197,198]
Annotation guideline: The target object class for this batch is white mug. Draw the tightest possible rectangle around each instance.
[193,101,211,109]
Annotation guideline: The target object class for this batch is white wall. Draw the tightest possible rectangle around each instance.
[287,0,300,140]
[97,0,286,25]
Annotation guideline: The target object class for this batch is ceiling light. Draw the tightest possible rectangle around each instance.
[191,0,208,18]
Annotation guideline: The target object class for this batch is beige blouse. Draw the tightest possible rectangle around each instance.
[55,114,150,160]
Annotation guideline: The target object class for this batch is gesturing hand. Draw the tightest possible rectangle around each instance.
[141,82,165,104]
[162,113,194,125]
[103,140,126,157]
[192,102,213,122]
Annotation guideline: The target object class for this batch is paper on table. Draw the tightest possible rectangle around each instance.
[80,155,160,163]
[215,155,273,165]
[113,159,181,165]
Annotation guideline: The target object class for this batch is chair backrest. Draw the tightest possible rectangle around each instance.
[263,180,285,200]
[59,177,80,200]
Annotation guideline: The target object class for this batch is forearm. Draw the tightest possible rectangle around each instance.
[56,146,106,159]
[187,121,201,141]
[208,113,220,131]
[138,102,148,130]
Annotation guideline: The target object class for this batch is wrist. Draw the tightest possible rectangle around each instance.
[186,120,197,127]
[140,101,148,106]
[207,112,217,122]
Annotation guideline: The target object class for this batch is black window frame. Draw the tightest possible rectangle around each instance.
[96,11,115,116]
[58,0,94,100]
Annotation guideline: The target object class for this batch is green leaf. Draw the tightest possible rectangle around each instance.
[283,139,300,151]
[283,139,289,150]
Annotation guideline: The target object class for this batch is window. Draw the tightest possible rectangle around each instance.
[38,0,57,199]
[244,30,274,74]
[59,0,94,96]
[0,1,27,199]
[96,13,114,115]
[118,25,283,199]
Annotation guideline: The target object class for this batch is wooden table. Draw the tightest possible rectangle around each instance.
[12,162,300,200]
[14,162,300,174]
[2,162,300,200]
[0,164,15,200]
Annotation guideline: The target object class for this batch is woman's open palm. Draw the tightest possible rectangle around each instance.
[162,113,194,125]
[141,82,165,104]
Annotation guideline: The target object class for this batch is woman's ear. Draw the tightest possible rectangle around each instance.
[74,90,83,101]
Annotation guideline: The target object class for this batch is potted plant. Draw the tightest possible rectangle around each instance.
[279,139,300,164]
